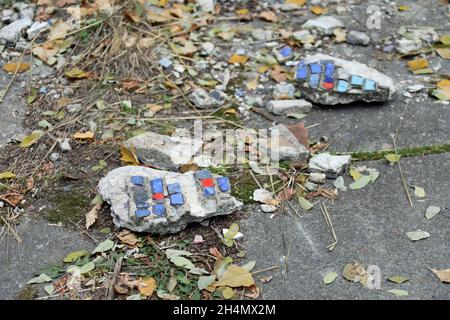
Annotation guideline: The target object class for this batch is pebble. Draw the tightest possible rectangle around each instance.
[50,152,60,162]
[58,138,72,152]
[347,31,370,46]
[260,204,277,213]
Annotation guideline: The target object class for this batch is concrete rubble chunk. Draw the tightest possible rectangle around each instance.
[308,153,351,177]
[266,99,312,116]
[302,16,344,35]
[270,124,309,162]
[296,53,396,105]
[0,16,32,43]
[98,166,242,234]
[347,31,370,46]
[124,131,204,171]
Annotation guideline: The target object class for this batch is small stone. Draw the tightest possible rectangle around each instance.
[19,7,34,20]
[14,39,28,51]
[159,57,172,68]
[309,153,351,177]
[347,31,370,46]
[270,124,309,162]
[193,235,204,244]
[2,9,14,22]
[27,21,50,39]
[253,189,273,204]
[0,201,4,208]
[58,138,72,152]
[66,103,82,113]
[266,99,312,116]
[50,152,60,162]
[197,0,215,12]
[201,42,215,55]
[395,38,422,54]
[189,88,215,107]
[304,181,318,191]
[273,83,296,99]
[0,17,33,43]
[260,204,277,213]
[302,16,344,35]
[309,172,326,183]
[245,96,264,107]
[292,30,314,44]
[407,84,424,92]
[252,29,273,41]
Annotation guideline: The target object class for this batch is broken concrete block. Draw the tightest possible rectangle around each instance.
[266,99,312,116]
[98,166,242,234]
[0,17,32,43]
[308,153,351,177]
[124,131,204,171]
[295,53,396,105]
[302,16,344,35]
[270,124,309,162]
[347,31,370,46]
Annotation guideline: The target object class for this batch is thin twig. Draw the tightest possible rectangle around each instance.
[392,137,413,208]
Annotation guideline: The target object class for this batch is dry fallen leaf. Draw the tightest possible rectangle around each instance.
[269,65,288,83]
[48,20,71,41]
[65,67,90,79]
[287,122,309,148]
[139,277,156,296]
[3,61,30,73]
[285,0,306,6]
[260,276,273,283]
[244,285,260,299]
[214,265,255,288]
[246,77,259,91]
[85,204,101,229]
[430,268,450,283]
[117,229,138,246]
[73,131,94,140]
[311,6,326,15]
[259,11,278,23]
[436,48,450,59]
[407,58,429,71]
[228,54,249,64]
[120,146,139,165]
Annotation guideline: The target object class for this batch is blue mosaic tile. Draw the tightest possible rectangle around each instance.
[280,46,292,57]
[131,176,144,186]
[324,63,335,80]
[135,209,150,218]
[196,170,212,179]
[203,187,216,197]
[309,74,320,88]
[309,63,322,74]
[336,80,349,93]
[170,193,184,206]
[136,202,149,210]
[350,75,364,87]
[217,177,230,192]
[152,204,166,217]
[150,178,164,194]
[167,183,181,194]
[363,79,376,91]
[296,65,308,80]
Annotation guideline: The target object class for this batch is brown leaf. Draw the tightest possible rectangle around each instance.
[120,146,139,165]
[139,277,156,296]
[269,65,288,83]
[430,268,450,283]
[117,229,138,246]
[259,11,278,23]
[3,62,30,73]
[0,192,24,207]
[85,204,101,229]
[73,131,94,140]
[32,42,60,63]
[277,188,296,201]
[26,177,34,191]
[179,163,199,173]
[286,122,309,148]
[244,285,260,299]
[209,247,223,258]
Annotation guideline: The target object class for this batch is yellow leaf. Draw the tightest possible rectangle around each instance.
[436,48,450,60]
[120,146,139,165]
[3,62,30,73]
[437,80,450,90]
[222,286,235,299]
[385,153,401,164]
[48,20,71,41]
[407,59,429,71]
[236,9,249,15]
[285,0,306,6]
[257,65,269,74]
[20,131,43,148]
[440,35,450,46]
[215,265,255,288]
[0,171,16,180]
[73,131,94,140]
[65,67,89,79]
[139,277,156,296]
[398,5,410,11]
[145,104,164,116]
[228,54,249,64]
[246,77,259,90]
[349,168,362,181]
[311,6,326,15]
[224,108,237,115]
